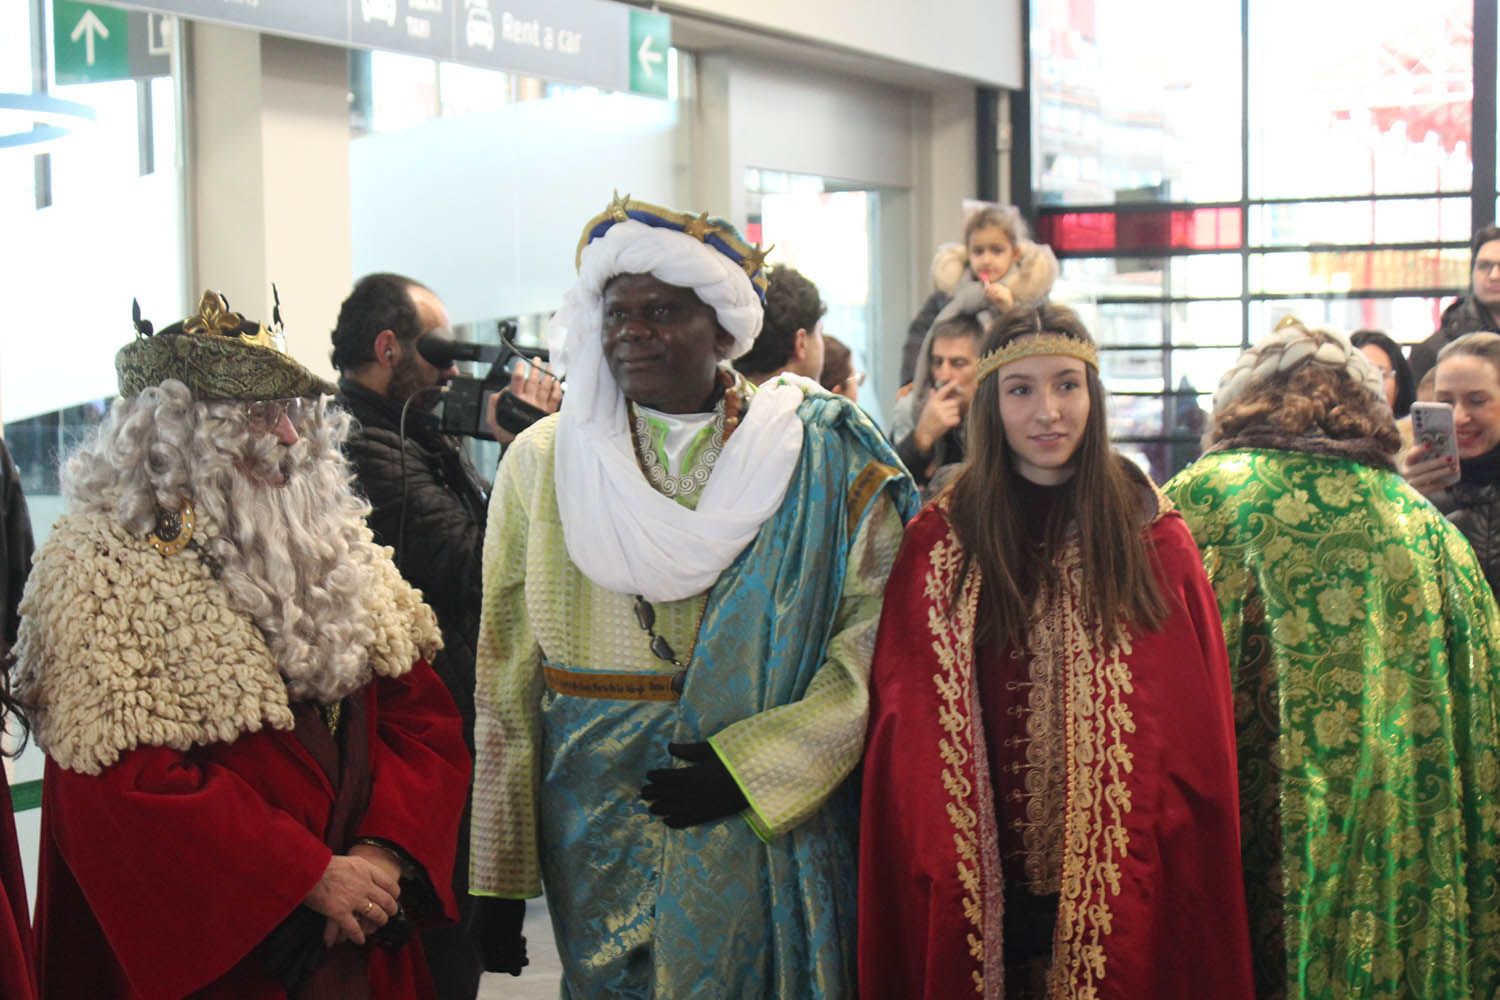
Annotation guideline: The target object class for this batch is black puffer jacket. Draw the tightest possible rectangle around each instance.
[1409,297,1500,383]
[336,379,489,745]
[1432,444,1500,598]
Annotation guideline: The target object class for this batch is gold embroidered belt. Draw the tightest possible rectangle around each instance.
[543,664,682,702]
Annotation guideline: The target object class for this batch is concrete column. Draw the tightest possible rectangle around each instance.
[188,23,348,382]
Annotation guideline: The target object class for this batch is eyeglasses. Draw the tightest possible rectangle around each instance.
[244,397,310,431]
[1475,260,1500,275]
[840,372,867,389]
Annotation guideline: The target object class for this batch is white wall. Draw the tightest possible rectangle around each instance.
[350,90,686,327]
[664,0,1023,89]
[693,51,978,403]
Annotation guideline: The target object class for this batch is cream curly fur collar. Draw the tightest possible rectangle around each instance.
[13,510,442,775]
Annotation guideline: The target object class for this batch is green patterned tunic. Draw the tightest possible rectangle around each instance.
[1166,448,1500,1000]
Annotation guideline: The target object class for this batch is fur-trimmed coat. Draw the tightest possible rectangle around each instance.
[897,239,1059,386]
[15,510,470,998]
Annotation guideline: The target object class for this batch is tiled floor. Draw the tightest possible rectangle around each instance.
[478,897,563,999]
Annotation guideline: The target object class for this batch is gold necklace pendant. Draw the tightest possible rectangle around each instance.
[147,499,196,556]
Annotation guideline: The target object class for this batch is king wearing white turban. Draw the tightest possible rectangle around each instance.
[468,196,919,997]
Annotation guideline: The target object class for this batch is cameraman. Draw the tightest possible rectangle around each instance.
[329,272,558,998]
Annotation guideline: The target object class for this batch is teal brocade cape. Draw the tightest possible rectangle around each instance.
[1166,448,1500,1000]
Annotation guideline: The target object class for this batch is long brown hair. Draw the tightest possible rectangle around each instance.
[946,304,1167,649]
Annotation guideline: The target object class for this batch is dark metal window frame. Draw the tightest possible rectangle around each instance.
[1007,0,1496,478]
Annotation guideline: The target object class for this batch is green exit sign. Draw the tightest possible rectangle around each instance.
[53,1,170,86]
[628,9,670,99]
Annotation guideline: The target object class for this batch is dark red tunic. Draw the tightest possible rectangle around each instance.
[34,661,469,999]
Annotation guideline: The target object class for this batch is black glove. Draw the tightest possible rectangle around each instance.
[471,896,528,976]
[640,741,749,828]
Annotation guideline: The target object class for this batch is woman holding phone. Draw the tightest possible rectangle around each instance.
[1405,331,1500,593]
[860,304,1252,999]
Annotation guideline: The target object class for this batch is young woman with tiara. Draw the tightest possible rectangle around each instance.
[858,304,1253,999]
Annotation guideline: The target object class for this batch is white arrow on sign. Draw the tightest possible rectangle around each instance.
[70,9,109,67]
[637,34,663,78]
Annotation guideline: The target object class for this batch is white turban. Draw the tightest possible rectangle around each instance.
[548,218,809,602]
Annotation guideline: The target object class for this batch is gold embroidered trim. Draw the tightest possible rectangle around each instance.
[847,461,901,536]
[1016,598,1066,892]
[1049,543,1135,999]
[923,531,989,994]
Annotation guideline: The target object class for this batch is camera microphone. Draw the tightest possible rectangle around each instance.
[416,334,505,368]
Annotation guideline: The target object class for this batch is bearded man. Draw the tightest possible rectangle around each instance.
[468,197,919,997]
[13,292,470,998]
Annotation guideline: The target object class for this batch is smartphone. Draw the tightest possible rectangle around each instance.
[1410,401,1461,488]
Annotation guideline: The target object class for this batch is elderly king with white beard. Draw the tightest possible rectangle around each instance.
[11,291,471,999]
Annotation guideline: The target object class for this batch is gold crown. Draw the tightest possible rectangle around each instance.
[976,333,1099,383]
[181,290,279,350]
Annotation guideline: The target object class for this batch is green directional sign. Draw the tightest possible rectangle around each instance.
[628,9,670,99]
[54,1,130,85]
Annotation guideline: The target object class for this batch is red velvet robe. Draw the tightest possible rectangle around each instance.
[34,661,469,999]
[859,503,1253,999]
[0,774,37,1000]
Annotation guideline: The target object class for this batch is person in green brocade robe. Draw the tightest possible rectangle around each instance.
[1165,316,1500,1000]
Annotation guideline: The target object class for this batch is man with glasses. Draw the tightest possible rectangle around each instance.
[469,197,918,997]
[15,291,470,997]
[1410,224,1500,381]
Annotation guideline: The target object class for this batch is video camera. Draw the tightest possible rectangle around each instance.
[417,321,555,439]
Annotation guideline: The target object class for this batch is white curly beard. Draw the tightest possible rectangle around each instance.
[63,385,385,704]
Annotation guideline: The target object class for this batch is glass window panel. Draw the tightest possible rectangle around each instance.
[1107,393,1164,438]
[1250,249,1468,294]
[1170,300,1244,347]
[1058,254,1243,301]
[1038,211,1115,252]
[1249,198,1470,247]
[1041,208,1242,253]
[1249,297,1451,347]
[1170,348,1244,399]
[1105,389,1215,440]
[1031,0,1242,204]
[1100,348,1168,392]
[1248,0,1472,198]
[1105,388,1214,484]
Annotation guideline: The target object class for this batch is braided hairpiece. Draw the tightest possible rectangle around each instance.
[1212,316,1385,415]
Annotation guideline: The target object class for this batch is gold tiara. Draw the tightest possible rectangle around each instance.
[976,333,1099,383]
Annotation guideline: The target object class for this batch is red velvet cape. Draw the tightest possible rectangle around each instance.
[0,774,36,1000]
[34,661,469,999]
[859,504,1253,999]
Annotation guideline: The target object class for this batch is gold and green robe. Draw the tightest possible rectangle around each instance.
[1165,447,1500,1000]
[470,383,917,998]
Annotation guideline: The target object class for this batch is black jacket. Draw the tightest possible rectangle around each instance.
[899,289,951,387]
[1433,445,1500,598]
[1409,297,1500,383]
[336,379,489,744]
[1,439,33,656]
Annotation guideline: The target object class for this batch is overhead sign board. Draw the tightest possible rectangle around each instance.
[90,0,671,97]
[53,1,171,84]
